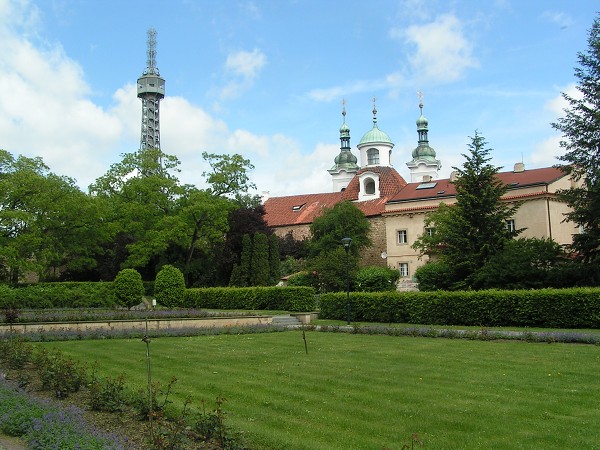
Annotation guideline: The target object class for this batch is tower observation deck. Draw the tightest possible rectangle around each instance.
[137,28,165,150]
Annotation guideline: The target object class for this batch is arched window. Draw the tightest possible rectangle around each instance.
[364,178,375,194]
[367,148,379,165]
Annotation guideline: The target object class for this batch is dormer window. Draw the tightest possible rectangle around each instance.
[364,178,375,194]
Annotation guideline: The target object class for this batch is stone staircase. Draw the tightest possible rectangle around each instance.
[271,314,303,328]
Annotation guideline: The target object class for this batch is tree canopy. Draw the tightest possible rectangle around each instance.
[552,14,600,264]
[413,132,519,289]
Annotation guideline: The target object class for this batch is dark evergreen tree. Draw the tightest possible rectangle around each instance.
[268,233,281,284]
[413,132,519,289]
[552,14,600,266]
[250,233,271,286]
[216,205,272,285]
[232,233,252,287]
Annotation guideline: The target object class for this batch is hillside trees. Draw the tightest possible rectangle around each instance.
[552,14,600,271]
[0,151,104,283]
[413,132,519,290]
[86,149,254,284]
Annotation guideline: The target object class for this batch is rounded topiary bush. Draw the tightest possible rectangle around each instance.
[154,265,185,308]
[355,266,401,292]
[114,269,144,309]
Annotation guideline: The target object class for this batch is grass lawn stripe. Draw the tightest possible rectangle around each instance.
[41,331,600,449]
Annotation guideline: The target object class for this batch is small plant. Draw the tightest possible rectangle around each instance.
[194,395,244,449]
[401,433,424,449]
[0,336,33,370]
[131,376,177,421]
[34,348,86,399]
[150,396,194,450]
[88,367,127,412]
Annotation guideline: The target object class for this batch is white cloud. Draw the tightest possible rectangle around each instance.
[541,11,573,29]
[219,48,267,100]
[307,78,388,103]
[400,14,479,84]
[225,48,266,79]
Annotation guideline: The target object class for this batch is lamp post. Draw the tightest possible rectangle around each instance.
[341,237,352,325]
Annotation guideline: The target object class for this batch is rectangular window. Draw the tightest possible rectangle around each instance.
[505,219,515,233]
[425,227,435,237]
[399,263,409,277]
[397,230,408,244]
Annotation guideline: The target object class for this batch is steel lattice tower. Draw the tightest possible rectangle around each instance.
[137,28,165,151]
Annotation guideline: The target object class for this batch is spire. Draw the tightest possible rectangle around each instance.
[407,90,441,182]
[416,90,429,144]
[339,98,351,151]
[372,97,378,128]
[329,98,358,191]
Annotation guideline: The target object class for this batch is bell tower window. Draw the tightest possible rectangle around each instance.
[367,148,379,165]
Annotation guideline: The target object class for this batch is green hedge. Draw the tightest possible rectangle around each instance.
[318,288,600,329]
[185,286,316,312]
[0,283,117,309]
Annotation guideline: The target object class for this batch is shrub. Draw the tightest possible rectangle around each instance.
[184,286,316,311]
[154,265,185,308]
[34,348,87,399]
[0,337,33,370]
[318,288,600,328]
[355,266,400,292]
[88,369,127,413]
[114,269,144,309]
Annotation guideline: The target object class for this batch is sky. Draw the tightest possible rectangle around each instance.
[0,0,597,197]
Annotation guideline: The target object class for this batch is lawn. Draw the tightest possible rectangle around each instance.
[42,331,600,449]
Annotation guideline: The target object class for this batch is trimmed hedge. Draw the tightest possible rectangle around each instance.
[0,283,117,309]
[185,286,316,312]
[318,288,600,329]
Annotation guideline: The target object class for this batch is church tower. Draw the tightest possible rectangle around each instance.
[406,92,441,182]
[354,99,395,201]
[137,28,165,151]
[328,100,359,191]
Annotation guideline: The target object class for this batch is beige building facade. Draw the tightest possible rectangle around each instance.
[263,103,577,285]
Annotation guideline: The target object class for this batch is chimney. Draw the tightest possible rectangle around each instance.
[514,162,525,173]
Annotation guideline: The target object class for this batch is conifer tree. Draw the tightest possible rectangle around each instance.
[552,14,600,264]
[413,132,519,289]
[250,233,270,286]
[268,233,281,284]
[231,234,252,287]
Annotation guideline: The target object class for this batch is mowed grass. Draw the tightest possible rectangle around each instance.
[42,332,600,449]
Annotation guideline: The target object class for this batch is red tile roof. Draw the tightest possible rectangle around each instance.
[264,166,408,227]
[264,166,565,228]
[388,166,566,204]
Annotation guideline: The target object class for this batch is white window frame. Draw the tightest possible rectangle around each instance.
[425,227,435,237]
[397,229,408,244]
[505,219,515,233]
[367,148,379,165]
[399,262,409,277]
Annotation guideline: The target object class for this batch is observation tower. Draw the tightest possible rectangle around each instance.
[137,28,165,150]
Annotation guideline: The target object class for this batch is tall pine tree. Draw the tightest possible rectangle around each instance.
[552,14,600,264]
[413,132,519,289]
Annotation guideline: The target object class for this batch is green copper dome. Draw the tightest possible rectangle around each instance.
[412,143,437,160]
[416,114,428,128]
[334,150,358,167]
[359,124,393,145]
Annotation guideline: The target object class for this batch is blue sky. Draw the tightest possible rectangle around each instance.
[0,0,597,196]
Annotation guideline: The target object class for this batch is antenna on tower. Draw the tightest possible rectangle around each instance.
[145,28,159,76]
